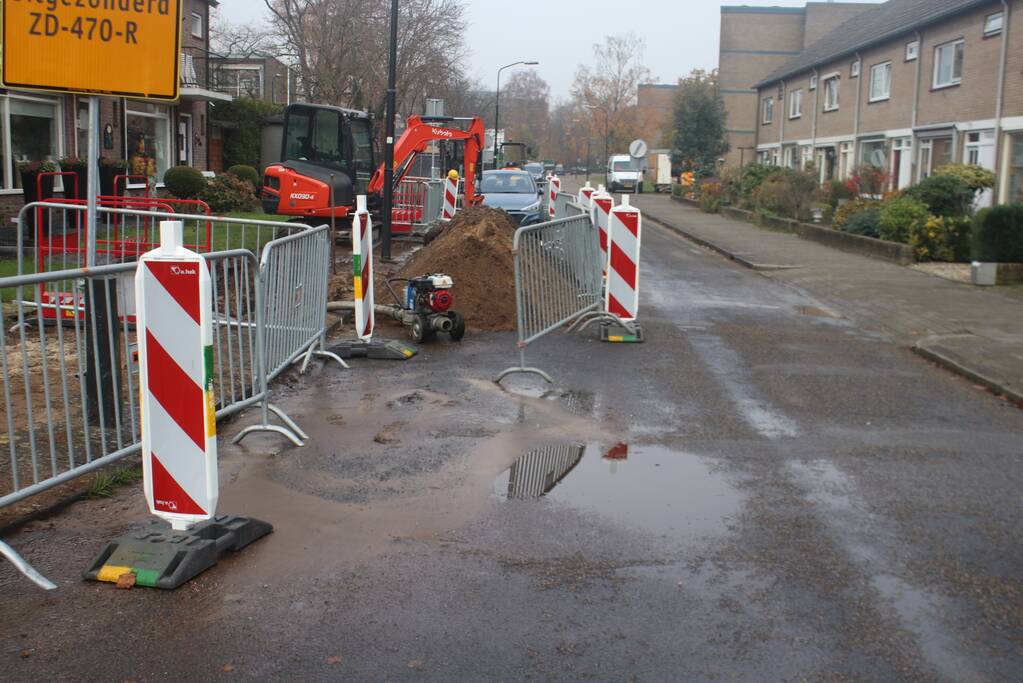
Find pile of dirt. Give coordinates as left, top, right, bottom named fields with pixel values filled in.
left=395, top=207, right=517, bottom=331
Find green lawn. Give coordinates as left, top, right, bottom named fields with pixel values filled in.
left=0, top=257, right=35, bottom=302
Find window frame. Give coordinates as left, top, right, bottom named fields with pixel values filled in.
left=851, top=60, right=861, bottom=78
left=191, top=12, right=204, bottom=39
left=933, top=39, right=965, bottom=90
left=984, top=11, right=1004, bottom=37
left=809, top=74, right=818, bottom=91
left=124, top=101, right=173, bottom=189
left=868, top=61, right=892, bottom=103
left=0, top=93, right=65, bottom=195
left=823, top=75, right=840, bottom=112
left=905, top=40, right=919, bottom=61
left=762, top=97, right=774, bottom=125
left=789, top=88, right=803, bottom=119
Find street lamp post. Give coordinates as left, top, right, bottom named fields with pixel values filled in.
left=381, top=0, right=400, bottom=261
left=493, top=60, right=539, bottom=169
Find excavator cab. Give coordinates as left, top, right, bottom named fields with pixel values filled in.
left=262, top=104, right=376, bottom=218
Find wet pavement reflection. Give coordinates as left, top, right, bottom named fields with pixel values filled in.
left=492, top=443, right=741, bottom=539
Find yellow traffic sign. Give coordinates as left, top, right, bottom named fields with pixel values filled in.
left=2, top=0, right=182, bottom=101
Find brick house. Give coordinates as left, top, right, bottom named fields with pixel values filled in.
left=752, top=0, right=1023, bottom=206
left=0, top=0, right=230, bottom=229
left=719, top=2, right=878, bottom=168
left=209, top=54, right=295, bottom=106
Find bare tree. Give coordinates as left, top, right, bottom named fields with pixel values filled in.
left=263, top=0, right=470, bottom=119
left=501, top=70, right=550, bottom=157
left=571, top=34, right=652, bottom=161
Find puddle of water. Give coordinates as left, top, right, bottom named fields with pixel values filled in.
left=492, top=443, right=741, bottom=539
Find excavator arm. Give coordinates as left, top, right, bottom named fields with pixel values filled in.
left=368, top=115, right=485, bottom=206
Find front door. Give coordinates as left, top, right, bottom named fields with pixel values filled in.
left=965, top=130, right=996, bottom=208
left=178, top=114, right=192, bottom=166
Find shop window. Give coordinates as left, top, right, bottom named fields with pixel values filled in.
left=126, top=103, right=171, bottom=184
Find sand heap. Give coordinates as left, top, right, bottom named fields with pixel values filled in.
left=394, top=207, right=517, bottom=331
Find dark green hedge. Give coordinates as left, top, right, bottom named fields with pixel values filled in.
left=972, top=204, right=1023, bottom=263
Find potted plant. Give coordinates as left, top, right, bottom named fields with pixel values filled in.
left=59, top=155, right=88, bottom=200
left=99, top=157, right=128, bottom=197
left=18, top=160, right=58, bottom=243
left=19, top=160, right=59, bottom=203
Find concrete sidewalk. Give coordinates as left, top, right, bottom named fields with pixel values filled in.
left=629, top=192, right=1023, bottom=404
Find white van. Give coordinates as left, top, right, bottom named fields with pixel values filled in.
left=606, top=155, right=643, bottom=194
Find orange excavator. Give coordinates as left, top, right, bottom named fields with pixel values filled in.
left=261, top=103, right=485, bottom=224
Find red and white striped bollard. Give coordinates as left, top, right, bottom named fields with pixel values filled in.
left=352, top=194, right=375, bottom=340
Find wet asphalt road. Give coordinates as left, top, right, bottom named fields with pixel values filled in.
left=3, top=218, right=1023, bottom=682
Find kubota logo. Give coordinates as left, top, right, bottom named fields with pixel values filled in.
left=431, top=128, right=454, bottom=138
left=170, top=265, right=197, bottom=276
left=291, top=193, right=316, bottom=200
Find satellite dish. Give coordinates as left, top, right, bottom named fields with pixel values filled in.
left=629, top=139, right=648, bottom=160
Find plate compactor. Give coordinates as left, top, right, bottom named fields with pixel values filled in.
left=383, top=274, right=466, bottom=344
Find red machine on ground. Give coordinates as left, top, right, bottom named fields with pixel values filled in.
left=261, top=104, right=485, bottom=226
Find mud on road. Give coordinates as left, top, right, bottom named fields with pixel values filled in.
left=2, top=215, right=1023, bottom=682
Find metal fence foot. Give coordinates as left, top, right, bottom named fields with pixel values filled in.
left=298, top=344, right=349, bottom=374
left=1, top=540, right=57, bottom=590
left=232, top=423, right=305, bottom=448
left=267, top=403, right=309, bottom=441
left=495, top=366, right=554, bottom=385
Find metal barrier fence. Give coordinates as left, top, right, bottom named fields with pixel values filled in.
left=232, top=225, right=345, bottom=447
left=496, top=213, right=605, bottom=384
left=2, top=208, right=340, bottom=586
left=553, top=192, right=584, bottom=219
left=392, top=177, right=444, bottom=233
left=0, top=248, right=263, bottom=513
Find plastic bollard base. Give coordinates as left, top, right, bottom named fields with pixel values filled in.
left=600, top=321, right=645, bottom=344
left=83, top=515, right=273, bottom=590
left=327, top=339, right=417, bottom=360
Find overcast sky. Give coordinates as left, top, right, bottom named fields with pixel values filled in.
left=216, top=0, right=877, bottom=100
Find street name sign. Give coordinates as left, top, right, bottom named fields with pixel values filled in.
left=2, top=0, right=182, bottom=100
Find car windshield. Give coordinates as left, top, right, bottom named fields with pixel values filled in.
left=482, top=173, right=536, bottom=193
left=613, top=160, right=636, bottom=171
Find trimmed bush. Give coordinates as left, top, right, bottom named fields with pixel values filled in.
left=909, top=215, right=972, bottom=262
left=163, top=165, right=207, bottom=199
left=878, top=196, right=929, bottom=244
left=841, top=207, right=881, bottom=238
left=227, top=164, right=260, bottom=189
left=972, top=204, right=1023, bottom=263
left=825, top=179, right=855, bottom=208
left=752, top=169, right=818, bottom=221
left=200, top=174, right=257, bottom=214
left=833, top=198, right=880, bottom=230
left=905, top=174, right=974, bottom=218
left=934, top=163, right=996, bottom=192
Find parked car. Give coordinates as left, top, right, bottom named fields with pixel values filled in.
left=554, top=164, right=564, bottom=175
left=523, top=162, right=546, bottom=185
left=606, top=154, right=643, bottom=193
left=480, top=170, right=544, bottom=226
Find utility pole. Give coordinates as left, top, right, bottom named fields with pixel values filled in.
left=380, top=0, right=399, bottom=261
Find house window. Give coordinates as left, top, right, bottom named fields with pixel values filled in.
left=789, top=89, right=803, bottom=119
left=191, top=12, right=204, bottom=39
left=1008, top=133, right=1023, bottom=203
left=933, top=39, right=964, bottom=88
left=809, top=74, right=818, bottom=90
left=906, top=41, right=919, bottom=61
left=823, top=76, right=840, bottom=111
left=76, top=98, right=90, bottom=157
left=1, top=94, right=63, bottom=191
left=762, top=97, right=774, bottom=124
left=918, top=136, right=953, bottom=180
left=801, top=145, right=814, bottom=169
left=215, top=67, right=263, bottom=99
left=984, top=12, right=1004, bottom=37
left=869, top=62, right=892, bottom=102
left=860, top=140, right=887, bottom=169
left=851, top=61, right=861, bottom=78
left=839, top=142, right=854, bottom=179
left=125, top=102, right=171, bottom=183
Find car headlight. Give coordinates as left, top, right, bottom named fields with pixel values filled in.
left=522, top=200, right=541, bottom=212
